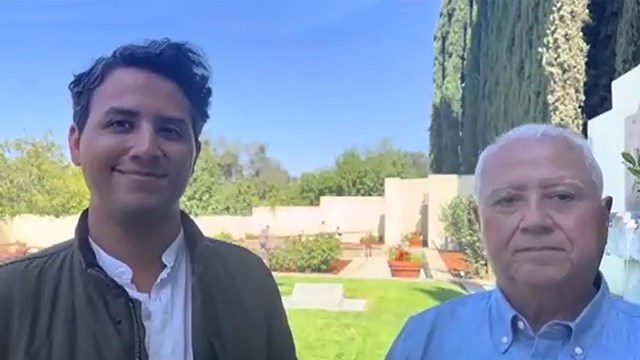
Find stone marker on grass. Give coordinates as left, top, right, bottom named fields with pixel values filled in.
left=282, top=283, right=367, bottom=312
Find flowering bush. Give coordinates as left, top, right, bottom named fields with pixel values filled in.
left=268, top=233, right=341, bottom=273
left=387, top=244, right=423, bottom=264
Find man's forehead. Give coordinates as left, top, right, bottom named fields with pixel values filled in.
left=481, top=137, right=592, bottom=188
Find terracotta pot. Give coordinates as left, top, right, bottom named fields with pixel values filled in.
left=408, top=238, right=422, bottom=248
left=388, top=260, right=422, bottom=278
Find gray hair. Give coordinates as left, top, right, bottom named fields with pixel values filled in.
left=473, top=123, right=603, bottom=202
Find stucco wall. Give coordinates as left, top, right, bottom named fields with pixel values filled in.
left=0, top=175, right=474, bottom=249
left=588, top=64, right=640, bottom=212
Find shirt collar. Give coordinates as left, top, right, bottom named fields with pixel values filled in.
left=489, top=272, right=612, bottom=358
left=88, top=228, right=186, bottom=283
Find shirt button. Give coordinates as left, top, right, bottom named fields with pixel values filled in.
left=501, top=336, right=508, bottom=344
left=574, top=346, right=583, bottom=355
left=517, top=320, right=525, bottom=330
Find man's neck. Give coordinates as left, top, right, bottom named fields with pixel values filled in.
left=499, top=278, right=597, bottom=332
left=87, top=205, right=182, bottom=291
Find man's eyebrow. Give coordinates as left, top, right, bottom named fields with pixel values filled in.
left=156, top=115, right=189, bottom=125
left=104, top=107, right=140, bottom=118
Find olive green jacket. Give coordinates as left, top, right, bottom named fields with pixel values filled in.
left=0, top=209, right=297, bottom=360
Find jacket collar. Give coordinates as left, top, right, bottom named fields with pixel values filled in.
left=73, top=208, right=223, bottom=359
left=74, top=208, right=207, bottom=270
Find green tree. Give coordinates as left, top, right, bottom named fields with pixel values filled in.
left=615, top=0, right=640, bottom=76
left=0, top=135, right=89, bottom=218
left=542, top=0, right=590, bottom=132
left=583, top=0, right=623, bottom=121
left=430, top=0, right=476, bottom=174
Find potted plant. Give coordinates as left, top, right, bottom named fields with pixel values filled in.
left=401, top=231, right=423, bottom=248
left=387, top=244, right=423, bottom=278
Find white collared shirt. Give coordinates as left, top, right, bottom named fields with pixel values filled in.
left=89, top=231, right=193, bottom=360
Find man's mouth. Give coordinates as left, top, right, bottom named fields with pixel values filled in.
left=515, top=246, right=564, bottom=253
left=112, top=168, right=167, bottom=179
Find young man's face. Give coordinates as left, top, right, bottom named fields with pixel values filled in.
left=68, top=67, right=200, bottom=217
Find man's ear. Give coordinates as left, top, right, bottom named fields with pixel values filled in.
left=68, top=124, right=81, bottom=166
left=602, top=196, right=613, bottom=213
left=472, top=203, right=480, bottom=225
left=191, top=139, right=201, bottom=176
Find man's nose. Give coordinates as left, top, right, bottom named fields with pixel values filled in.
left=519, top=199, right=554, bottom=236
left=129, top=125, right=163, bottom=159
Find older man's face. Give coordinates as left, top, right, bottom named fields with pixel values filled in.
left=478, top=137, right=611, bottom=287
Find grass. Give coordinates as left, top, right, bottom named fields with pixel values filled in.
left=276, top=275, right=466, bottom=360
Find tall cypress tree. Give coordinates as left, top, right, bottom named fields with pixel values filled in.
left=583, top=0, right=623, bottom=121
left=429, top=0, right=475, bottom=174
left=616, top=0, right=640, bottom=76
left=460, top=0, right=552, bottom=172
left=542, top=0, right=590, bottom=132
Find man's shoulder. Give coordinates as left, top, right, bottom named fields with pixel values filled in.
left=0, top=240, right=74, bottom=272
left=610, top=295, right=640, bottom=319
left=0, top=240, right=75, bottom=295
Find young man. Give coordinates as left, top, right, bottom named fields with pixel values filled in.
left=0, top=39, right=297, bottom=360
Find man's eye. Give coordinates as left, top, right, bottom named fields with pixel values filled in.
left=108, top=120, right=132, bottom=130
left=495, top=196, right=519, bottom=206
left=551, top=193, right=575, bottom=202
left=161, top=127, right=182, bottom=137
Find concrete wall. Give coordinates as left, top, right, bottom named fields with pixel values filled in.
left=588, top=64, right=640, bottom=212
left=600, top=212, right=640, bottom=305
left=0, top=175, right=474, bottom=250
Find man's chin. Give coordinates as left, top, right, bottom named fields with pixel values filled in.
left=113, top=199, right=177, bottom=218
left=511, top=264, right=571, bottom=287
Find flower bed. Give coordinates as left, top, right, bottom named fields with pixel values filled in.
left=268, top=233, right=342, bottom=273
left=438, top=250, right=471, bottom=278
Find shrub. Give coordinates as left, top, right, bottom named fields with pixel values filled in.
left=269, top=233, right=341, bottom=273
left=359, top=232, right=381, bottom=245
left=622, top=150, right=640, bottom=193
left=212, top=231, right=235, bottom=242
left=439, top=195, right=488, bottom=277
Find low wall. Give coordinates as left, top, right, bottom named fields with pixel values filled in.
left=0, top=175, right=475, bottom=250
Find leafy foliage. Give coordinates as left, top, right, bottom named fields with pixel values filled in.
left=435, top=0, right=640, bottom=173
left=0, top=134, right=428, bottom=219
left=439, top=195, right=487, bottom=277
left=615, top=0, right=640, bottom=76
left=0, top=134, right=89, bottom=219
left=268, top=233, right=341, bottom=273
left=542, top=0, right=590, bottom=132
left=622, top=149, right=640, bottom=192
left=387, top=245, right=423, bottom=264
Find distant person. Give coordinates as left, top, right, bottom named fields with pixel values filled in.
left=0, top=39, right=297, bottom=360
left=386, top=124, right=640, bottom=359
left=259, top=225, right=271, bottom=263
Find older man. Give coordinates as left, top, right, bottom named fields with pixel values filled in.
left=386, top=123, right=640, bottom=359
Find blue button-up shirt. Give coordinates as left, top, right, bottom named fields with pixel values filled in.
left=386, top=277, right=640, bottom=359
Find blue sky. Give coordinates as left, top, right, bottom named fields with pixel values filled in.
left=0, top=0, right=440, bottom=175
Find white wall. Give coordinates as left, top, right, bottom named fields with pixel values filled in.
left=588, top=64, right=640, bottom=213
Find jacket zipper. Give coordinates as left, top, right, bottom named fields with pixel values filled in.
left=91, top=267, right=145, bottom=360
left=127, top=299, right=143, bottom=360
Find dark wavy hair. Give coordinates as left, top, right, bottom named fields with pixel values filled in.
left=68, top=38, right=212, bottom=137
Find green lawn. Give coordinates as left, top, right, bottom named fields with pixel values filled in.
left=276, top=276, right=466, bottom=360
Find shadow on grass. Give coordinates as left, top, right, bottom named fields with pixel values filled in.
left=411, top=284, right=466, bottom=303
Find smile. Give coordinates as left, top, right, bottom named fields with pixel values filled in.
left=515, top=246, right=564, bottom=253
left=113, top=168, right=167, bottom=179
